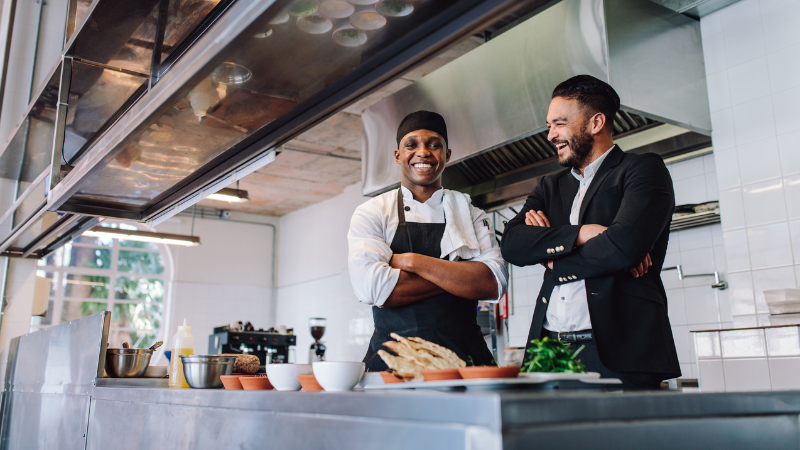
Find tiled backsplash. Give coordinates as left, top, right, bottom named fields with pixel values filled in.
left=695, top=326, right=800, bottom=392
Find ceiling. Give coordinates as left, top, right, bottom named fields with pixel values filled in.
left=198, top=36, right=484, bottom=216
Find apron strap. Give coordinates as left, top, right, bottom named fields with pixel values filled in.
left=396, top=188, right=406, bottom=224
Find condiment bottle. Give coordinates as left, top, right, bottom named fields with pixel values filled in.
left=168, top=319, right=194, bottom=388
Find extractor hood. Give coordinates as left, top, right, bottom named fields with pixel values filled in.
left=361, top=0, right=712, bottom=201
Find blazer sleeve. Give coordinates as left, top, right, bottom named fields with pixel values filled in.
left=551, top=154, right=674, bottom=281
left=500, top=175, right=582, bottom=266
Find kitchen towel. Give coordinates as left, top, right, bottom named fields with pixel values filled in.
left=441, top=190, right=482, bottom=261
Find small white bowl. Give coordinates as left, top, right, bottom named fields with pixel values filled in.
left=312, top=362, right=365, bottom=392
left=266, top=364, right=312, bottom=391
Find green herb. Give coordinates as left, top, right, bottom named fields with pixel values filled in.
left=381, top=0, right=408, bottom=14
left=287, top=0, right=317, bottom=16
left=467, top=356, right=475, bottom=366
left=520, top=337, right=586, bottom=373
left=341, top=29, right=361, bottom=40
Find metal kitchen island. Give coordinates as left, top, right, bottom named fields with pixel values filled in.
left=3, top=313, right=800, bottom=450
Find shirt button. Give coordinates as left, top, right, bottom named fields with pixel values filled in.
left=404, top=206, right=410, bottom=211
left=542, top=297, right=547, bottom=304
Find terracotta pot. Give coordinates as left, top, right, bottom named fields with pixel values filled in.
left=298, top=373, right=324, bottom=391
left=221, top=374, right=256, bottom=390
left=240, top=375, right=274, bottom=390
left=379, top=371, right=404, bottom=383
left=458, top=366, right=520, bottom=379
left=421, top=368, right=462, bottom=381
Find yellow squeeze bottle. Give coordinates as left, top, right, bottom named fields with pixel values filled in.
left=168, top=319, right=194, bottom=388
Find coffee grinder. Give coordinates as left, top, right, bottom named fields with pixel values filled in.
left=308, top=318, right=326, bottom=362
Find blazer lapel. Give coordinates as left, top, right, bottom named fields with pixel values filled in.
left=578, top=146, right=625, bottom=224
left=559, top=172, right=579, bottom=223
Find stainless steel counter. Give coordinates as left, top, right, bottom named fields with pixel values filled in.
left=4, top=314, right=800, bottom=450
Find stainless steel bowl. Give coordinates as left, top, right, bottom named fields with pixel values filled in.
left=180, top=355, right=237, bottom=389
left=105, top=348, right=153, bottom=378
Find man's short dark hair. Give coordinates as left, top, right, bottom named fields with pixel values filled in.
left=552, top=75, right=620, bottom=129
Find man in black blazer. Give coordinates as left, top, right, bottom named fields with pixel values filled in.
left=501, top=75, right=680, bottom=389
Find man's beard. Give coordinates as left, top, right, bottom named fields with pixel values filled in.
left=556, top=126, right=594, bottom=169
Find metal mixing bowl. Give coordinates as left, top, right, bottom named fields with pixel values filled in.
left=105, top=348, right=153, bottom=378
left=181, top=355, right=237, bottom=388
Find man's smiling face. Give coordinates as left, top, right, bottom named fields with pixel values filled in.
left=395, top=129, right=451, bottom=188
left=546, top=96, right=595, bottom=169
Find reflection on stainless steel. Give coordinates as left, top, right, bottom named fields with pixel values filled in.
left=104, top=348, right=153, bottom=377
left=180, top=355, right=236, bottom=388
left=361, top=0, right=710, bottom=196
left=350, top=11, right=387, bottom=30
left=254, top=26, right=274, bottom=38
left=376, top=0, right=414, bottom=17
left=297, top=14, right=334, bottom=35
left=210, top=62, right=253, bottom=85
left=332, top=27, right=368, bottom=47
left=319, top=0, right=355, bottom=19
left=287, top=0, right=319, bottom=16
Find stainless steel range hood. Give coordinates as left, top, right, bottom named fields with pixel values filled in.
left=361, top=0, right=711, bottom=198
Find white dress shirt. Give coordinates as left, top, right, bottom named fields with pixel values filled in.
left=348, top=186, right=508, bottom=307
left=544, top=146, right=614, bottom=332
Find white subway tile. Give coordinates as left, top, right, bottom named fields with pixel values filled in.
left=711, top=224, right=725, bottom=246
left=733, top=314, right=759, bottom=327
left=752, top=266, right=799, bottom=313
left=674, top=175, right=711, bottom=205
left=719, top=287, right=734, bottom=322
left=723, top=229, right=751, bottom=272
left=706, top=171, right=720, bottom=200
left=727, top=57, right=771, bottom=106
left=722, top=328, right=767, bottom=357
left=790, top=220, right=800, bottom=265
left=777, top=131, right=800, bottom=177
left=727, top=271, right=756, bottom=315
left=679, top=363, right=694, bottom=379
left=768, top=357, right=800, bottom=390
left=679, top=226, right=714, bottom=250
left=767, top=43, right=800, bottom=93
left=721, top=0, right=762, bottom=30
left=747, top=222, right=794, bottom=269
left=732, top=96, right=777, bottom=145
left=723, top=358, right=772, bottom=391
left=784, top=175, right=800, bottom=220
left=667, top=288, right=687, bottom=326
left=772, top=86, right=800, bottom=135
left=700, top=12, right=723, bottom=39
left=719, top=188, right=746, bottom=231
left=703, top=154, right=717, bottom=174
left=681, top=248, right=718, bottom=288
left=684, top=286, right=721, bottom=325
left=758, top=314, right=773, bottom=326
left=709, top=108, right=737, bottom=150
left=698, top=359, right=726, bottom=391
left=714, top=245, right=729, bottom=274
left=742, top=179, right=787, bottom=226
left=695, top=331, right=722, bottom=359
left=706, top=70, right=731, bottom=112
left=670, top=157, right=707, bottom=181
left=713, top=147, right=740, bottom=190
left=760, top=0, right=799, bottom=14
left=702, top=31, right=728, bottom=75
left=737, top=137, right=783, bottom=186
left=724, top=19, right=767, bottom=68
left=766, top=326, right=800, bottom=356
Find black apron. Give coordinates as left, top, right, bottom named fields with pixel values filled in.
left=363, top=189, right=495, bottom=371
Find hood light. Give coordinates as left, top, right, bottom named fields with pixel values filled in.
left=83, top=227, right=200, bottom=247
left=206, top=187, right=250, bottom=203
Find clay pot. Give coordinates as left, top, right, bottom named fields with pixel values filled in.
left=379, top=371, right=404, bottom=383
left=458, top=366, right=520, bottom=379
left=421, top=368, right=462, bottom=381
left=240, top=375, right=274, bottom=390
left=221, top=374, right=256, bottom=390
left=298, top=373, right=324, bottom=391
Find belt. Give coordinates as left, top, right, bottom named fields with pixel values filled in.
left=548, top=329, right=593, bottom=344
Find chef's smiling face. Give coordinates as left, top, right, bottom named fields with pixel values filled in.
left=546, top=96, right=596, bottom=169
left=395, top=129, right=451, bottom=188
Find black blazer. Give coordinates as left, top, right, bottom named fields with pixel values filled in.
left=501, top=146, right=680, bottom=378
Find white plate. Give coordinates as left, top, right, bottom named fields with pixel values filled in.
left=518, top=372, right=601, bottom=381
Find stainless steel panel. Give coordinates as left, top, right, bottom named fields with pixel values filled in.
left=1, top=392, right=90, bottom=450
left=606, top=0, right=711, bottom=134
left=7, top=312, right=109, bottom=395
left=361, top=0, right=609, bottom=196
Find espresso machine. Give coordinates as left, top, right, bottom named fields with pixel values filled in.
left=308, top=318, right=326, bottom=362
left=209, top=322, right=296, bottom=367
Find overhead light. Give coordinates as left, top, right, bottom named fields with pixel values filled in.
left=83, top=227, right=200, bottom=247
left=206, top=187, right=250, bottom=203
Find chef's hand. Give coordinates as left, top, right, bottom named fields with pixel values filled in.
left=576, top=224, right=608, bottom=246
left=389, top=253, right=416, bottom=273
left=629, top=253, right=652, bottom=278
left=525, top=210, right=550, bottom=227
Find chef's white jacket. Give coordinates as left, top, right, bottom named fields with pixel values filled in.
left=348, top=186, right=508, bottom=307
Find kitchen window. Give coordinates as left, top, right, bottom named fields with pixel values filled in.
left=32, top=222, right=172, bottom=349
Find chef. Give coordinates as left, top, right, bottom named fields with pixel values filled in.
left=348, top=111, right=508, bottom=371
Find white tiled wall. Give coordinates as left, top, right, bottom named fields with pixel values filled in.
left=701, top=0, right=800, bottom=330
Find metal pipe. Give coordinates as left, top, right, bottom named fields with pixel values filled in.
left=662, top=265, right=727, bottom=290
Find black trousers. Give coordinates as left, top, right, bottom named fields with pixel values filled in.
left=542, top=330, right=663, bottom=390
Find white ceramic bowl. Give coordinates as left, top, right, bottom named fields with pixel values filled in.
left=312, top=362, right=365, bottom=392
left=266, top=364, right=312, bottom=391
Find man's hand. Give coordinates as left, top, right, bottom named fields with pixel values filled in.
left=525, top=210, right=550, bottom=227
left=629, top=253, right=652, bottom=278
left=389, top=253, right=416, bottom=273
left=576, top=224, right=608, bottom=246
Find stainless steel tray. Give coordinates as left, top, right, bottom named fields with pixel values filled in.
left=364, top=376, right=622, bottom=392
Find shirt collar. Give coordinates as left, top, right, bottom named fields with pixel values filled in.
left=401, top=185, right=444, bottom=205
left=571, top=145, right=616, bottom=181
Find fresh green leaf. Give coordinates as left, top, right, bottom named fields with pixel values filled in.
left=520, top=337, right=586, bottom=373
